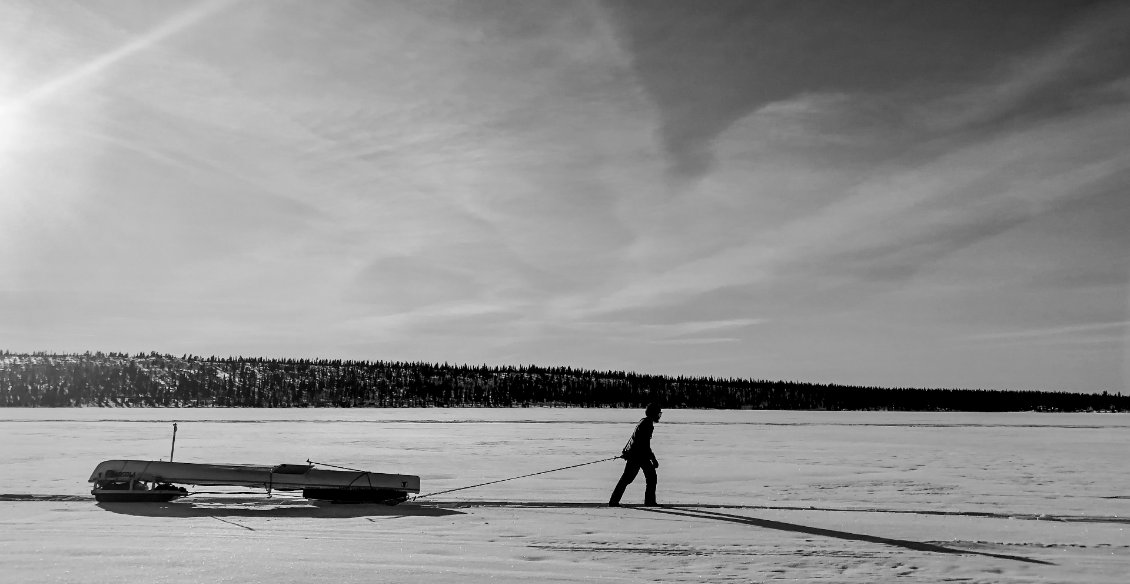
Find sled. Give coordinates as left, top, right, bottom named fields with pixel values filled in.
left=88, top=459, right=420, bottom=504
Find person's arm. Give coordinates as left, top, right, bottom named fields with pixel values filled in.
left=642, top=420, right=658, bottom=467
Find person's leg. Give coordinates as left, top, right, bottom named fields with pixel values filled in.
left=608, top=460, right=641, bottom=506
left=642, top=462, right=658, bottom=506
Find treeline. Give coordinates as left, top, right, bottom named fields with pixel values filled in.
left=1, top=351, right=1126, bottom=412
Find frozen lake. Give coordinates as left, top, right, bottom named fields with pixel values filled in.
left=2, top=408, right=1127, bottom=582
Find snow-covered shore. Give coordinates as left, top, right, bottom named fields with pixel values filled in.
left=2, top=409, right=1126, bottom=582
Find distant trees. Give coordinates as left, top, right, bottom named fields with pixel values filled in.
left=0, top=352, right=1126, bottom=411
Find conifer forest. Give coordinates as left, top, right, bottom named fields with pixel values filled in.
left=1, top=352, right=1125, bottom=411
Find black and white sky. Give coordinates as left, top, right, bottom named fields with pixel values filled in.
left=2, top=0, right=1128, bottom=391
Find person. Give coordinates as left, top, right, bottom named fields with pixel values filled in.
left=608, top=403, right=662, bottom=507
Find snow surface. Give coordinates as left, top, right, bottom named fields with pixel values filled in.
left=1, top=408, right=1127, bottom=583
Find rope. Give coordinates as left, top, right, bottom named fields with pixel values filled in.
left=306, top=459, right=365, bottom=472
left=265, top=456, right=623, bottom=504
left=413, top=456, right=621, bottom=500
left=308, top=459, right=378, bottom=492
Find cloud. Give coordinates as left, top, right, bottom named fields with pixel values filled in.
left=601, top=0, right=1107, bottom=179
left=914, top=1, right=1130, bottom=135
left=0, top=0, right=235, bottom=114
left=576, top=83, right=1130, bottom=318
left=648, top=337, right=740, bottom=346
left=966, top=320, right=1130, bottom=344
left=809, top=136, right=1130, bottom=284
left=2, top=1, right=1126, bottom=390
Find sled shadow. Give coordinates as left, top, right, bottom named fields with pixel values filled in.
left=641, top=507, right=1054, bottom=566
left=442, top=501, right=618, bottom=509
left=96, top=498, right=464, bottom=520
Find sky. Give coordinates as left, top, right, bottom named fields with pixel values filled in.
left=1, top=0, right=1128, bottom=392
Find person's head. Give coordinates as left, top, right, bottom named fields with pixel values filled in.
left=645, top=402, right=663, bottom=422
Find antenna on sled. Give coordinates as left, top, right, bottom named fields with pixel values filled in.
left=169, top=423, right=178, bottom=462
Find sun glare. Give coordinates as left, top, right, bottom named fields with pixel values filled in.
left=0, top=100, right=27, bottom=154
left=0, top=103, right=29, bottom=271
left=0, top=100, right=29, bottom=210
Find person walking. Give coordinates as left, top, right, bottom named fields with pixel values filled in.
left=608, top=403, right=662, bottom=507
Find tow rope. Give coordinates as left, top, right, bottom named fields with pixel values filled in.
left=184, top=456, right=622, bottom=503
left=412, top=456, right=621, bottom=501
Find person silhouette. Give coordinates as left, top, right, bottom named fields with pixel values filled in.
left=608, top=403, right=662, bottom=507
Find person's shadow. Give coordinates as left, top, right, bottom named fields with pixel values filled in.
left=639, top=506, right=1054, bottom=565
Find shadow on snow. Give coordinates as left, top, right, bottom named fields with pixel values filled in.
left=95, top=498, right=464, bottom=520
left=641, top=506, right=1055, bottom=565
left=446, top=500, right=1128, bottom=525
